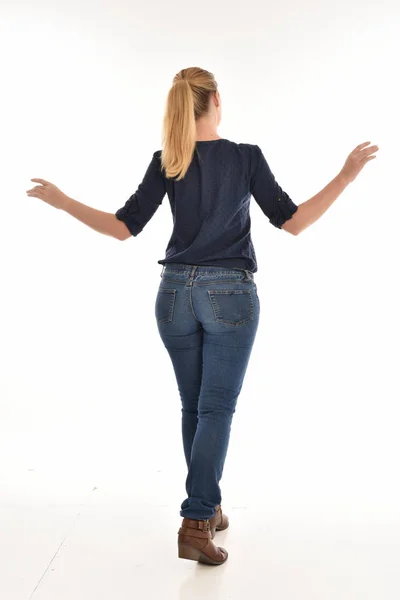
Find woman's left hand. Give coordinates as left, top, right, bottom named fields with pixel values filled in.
left=26, top=178, right=70, bottom=210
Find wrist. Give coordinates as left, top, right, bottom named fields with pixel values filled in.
left=61, top=195, right=73, bottom=212
left=337, top=171, right=352, bottom=187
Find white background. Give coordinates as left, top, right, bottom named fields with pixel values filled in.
left=1, top=0, right=399, bottom=598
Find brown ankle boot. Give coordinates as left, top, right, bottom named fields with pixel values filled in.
left=178, top=518, right=228, bottom=565
left=210, top=505, right=229, bottom=539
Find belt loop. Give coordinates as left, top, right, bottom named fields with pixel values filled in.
left=160, top=265, right=166, bottom=277
left=243, top=269, right=253, bottom=282
left=187, top=265, right=197, bottom=287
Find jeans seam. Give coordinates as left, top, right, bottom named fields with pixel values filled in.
left=188, top=287, right=200, bottom=323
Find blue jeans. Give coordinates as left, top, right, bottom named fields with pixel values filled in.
left=155, top=263, right=260, bottom=521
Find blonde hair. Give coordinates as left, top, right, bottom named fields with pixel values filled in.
left=161, top=67, right=219, bottom=181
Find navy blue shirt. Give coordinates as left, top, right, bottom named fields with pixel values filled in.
left=115, top=139, right=298, bottom=273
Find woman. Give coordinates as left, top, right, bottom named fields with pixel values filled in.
left=26, top=67, right=379, bottom=566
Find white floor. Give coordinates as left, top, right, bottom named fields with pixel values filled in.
left=2, top=464, right=400, bottom=600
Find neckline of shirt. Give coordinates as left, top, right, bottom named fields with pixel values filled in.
left=196, top=138, right=228, bottom=143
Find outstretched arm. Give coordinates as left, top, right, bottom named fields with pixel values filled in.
left=62, top=196, right=130, bottom=240
left=27, top=152, right=165, bottom=241
left=282, top=142, right=379, bottom=236
left=282, top=173, right=350, bottom=236
left=26, top=178, right=130, bottom=240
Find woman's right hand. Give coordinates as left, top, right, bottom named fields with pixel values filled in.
left=340, top=142, right=379, bottom=184
left=26, top=178, right=70, bottom=210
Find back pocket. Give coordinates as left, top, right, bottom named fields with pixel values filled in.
left=208, top=289, right=254, bottom=326
left=155, top=288, right=176, bottom=324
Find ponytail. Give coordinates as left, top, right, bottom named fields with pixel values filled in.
left=161, top=67, right=218, bottom=181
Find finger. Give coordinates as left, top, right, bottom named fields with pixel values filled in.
left=27, top=186, right=45, bottom=194
left=360, top=145, right=379, bottom=157
left=354, top=142, right=371, bottom=152
left=31, top=178, right=50, bottom=186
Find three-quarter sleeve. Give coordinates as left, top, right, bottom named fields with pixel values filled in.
left=250, top=145, right=298, bottom=229
left=115, top=151, right=166, bottom=237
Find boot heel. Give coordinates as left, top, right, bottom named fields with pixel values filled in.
left=178, top=541, right=228, bottom=565
left=178, top=542, right=202, bottom=562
